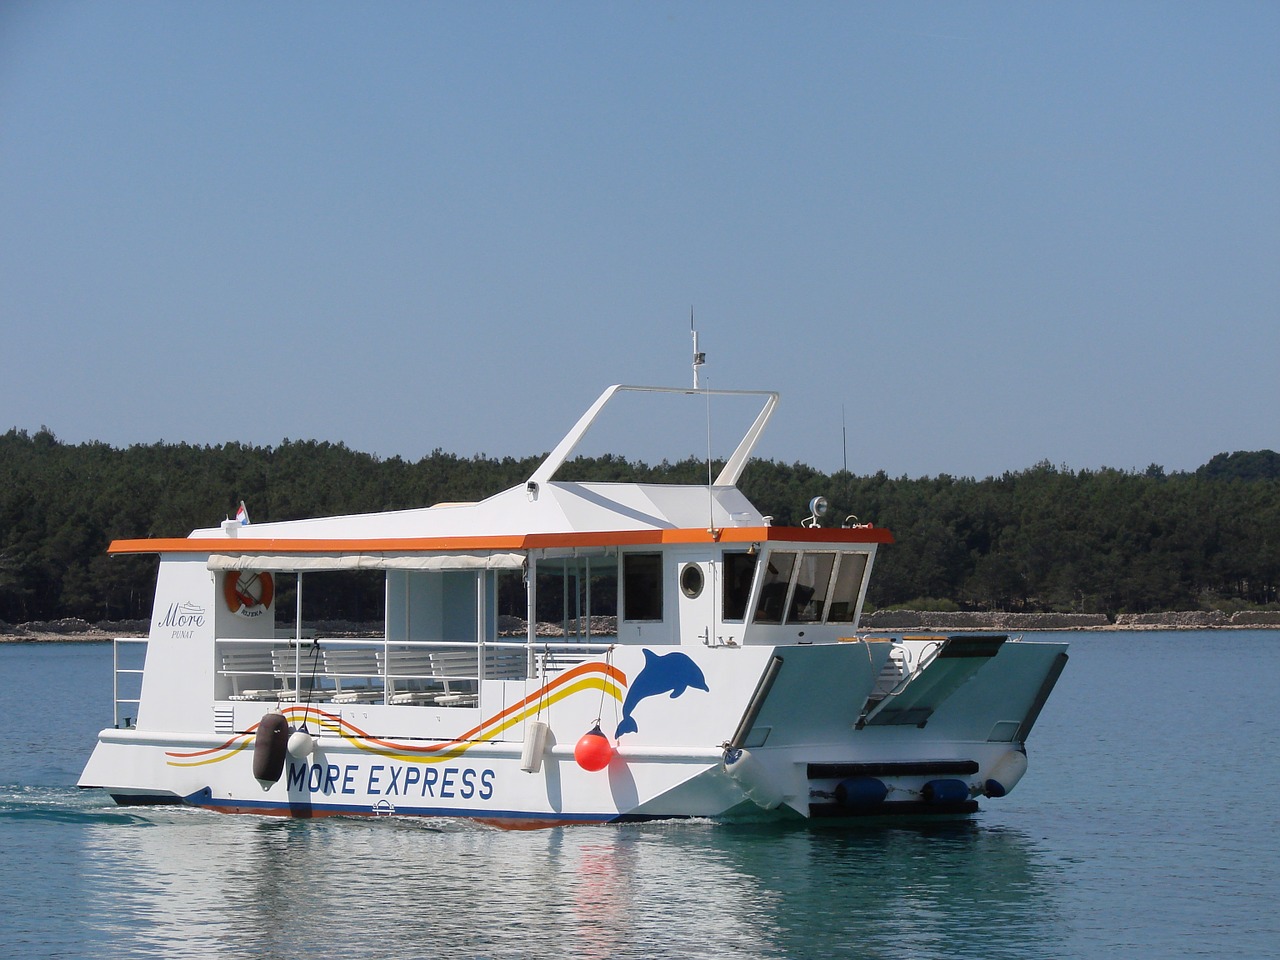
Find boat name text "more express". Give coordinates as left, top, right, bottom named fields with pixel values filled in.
left=287, top=761, right=496, bottom=801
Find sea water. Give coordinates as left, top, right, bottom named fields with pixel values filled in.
left=1, top=632, right=1277, bottom=960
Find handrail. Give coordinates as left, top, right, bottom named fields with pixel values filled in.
left=885, top=639, right=943, bottom=697
left=213, top=634, right=618, bottom=706
left=112, top=637, right=148, bottom=728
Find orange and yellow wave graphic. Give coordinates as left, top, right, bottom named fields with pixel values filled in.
left=165, top=660, right=627, bottom=768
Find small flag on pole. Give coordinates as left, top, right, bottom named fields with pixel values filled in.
left=236, top=501, right=250, bottom=525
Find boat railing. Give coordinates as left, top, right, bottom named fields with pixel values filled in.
left=860, top=637, right=945, bottom=711
left=112, top=637, right=148, bottom=728
left=213, top=635, right=615, bottom=708
left=532, top=639, right=616, bottom=677
left=890, top=638, right=944, bottom=692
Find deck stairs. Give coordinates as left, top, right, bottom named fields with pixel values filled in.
left=857, top=635, right=1006, bottom=728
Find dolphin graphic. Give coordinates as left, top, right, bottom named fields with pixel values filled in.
left=615, top=649, right=709, bottom=738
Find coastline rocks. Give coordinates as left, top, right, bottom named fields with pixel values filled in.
left=860, top=611, right=1111, bottom=631
left=19, top=617, right=99, bottom=635
left=4, top=609, right=1280, bottom=642
left=1114, top=611, right=1231, bottom=628
left=1227, top=610, right=1280, bottom=627
left=528, top=615, right=618, bottom=637
left=303, top=620, right=385, bottom=637
left=0, top=617, right=148, bottom=641
left=862, top=609, right=1280, bottom=631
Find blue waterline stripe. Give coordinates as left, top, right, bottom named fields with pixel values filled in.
left=184, top=791, right=655, bottom=823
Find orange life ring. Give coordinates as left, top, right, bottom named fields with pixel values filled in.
left=223, top=570, right=275, bottom=613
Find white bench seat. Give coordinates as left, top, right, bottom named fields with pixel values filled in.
left=220, top=647, right=288, bottom=700
left=321, top=648, right=383, bottom=702
left=375, top=647, right=450, bottom=704
left=371, top=646, right=529, bottom=707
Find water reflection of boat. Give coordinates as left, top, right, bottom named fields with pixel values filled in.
left=73, top=813, right=1065, bottom=959
left=80, top=383, right=1067, bottom=825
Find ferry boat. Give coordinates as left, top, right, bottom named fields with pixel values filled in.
left=80, top=383, right=1068, bottom=825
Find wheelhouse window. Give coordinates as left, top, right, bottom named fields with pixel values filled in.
left=623, top=553, right=663, bottom=621
left=790, top=553, right=836, bottom=623
left=753, top=551, right=796, bottom=624
left=751, top=550, right=870, bottom=625
left=827, top=553, right=867, bottom=623
left=722, top=551, right=758, bottom=621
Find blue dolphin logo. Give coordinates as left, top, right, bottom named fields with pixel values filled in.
left=615, top=649, right=709, bottom=738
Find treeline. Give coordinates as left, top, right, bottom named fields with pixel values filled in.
left=2, top=427, right=1278, bottom=623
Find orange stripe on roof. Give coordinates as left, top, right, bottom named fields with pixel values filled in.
left=107, top=525, right=892, bottom=556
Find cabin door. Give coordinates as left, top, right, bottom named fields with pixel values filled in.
left=674, top=552, right=717, bottom=646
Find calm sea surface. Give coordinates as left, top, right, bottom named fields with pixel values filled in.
left=2, top=632, right=1277, bottom=959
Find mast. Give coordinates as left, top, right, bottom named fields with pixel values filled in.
left=691, top=308, right=705, bottom=389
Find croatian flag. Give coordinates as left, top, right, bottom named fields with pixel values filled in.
left=236, top=501, right=250, bottom=525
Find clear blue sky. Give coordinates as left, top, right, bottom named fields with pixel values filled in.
left=3, top=2, right=1277, bottom=480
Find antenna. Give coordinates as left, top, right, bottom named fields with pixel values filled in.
left=691, top=308, right=705, bottom=389
left=690, top=309, right=715, bottom=531
left=842, top=405, right=848, bottom=474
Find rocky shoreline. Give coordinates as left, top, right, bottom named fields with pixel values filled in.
left=0, top=618, right=152, bottom=642
left=858, top=609, right=1280, bottom=631
left=4, top=609, right=1280, bottom=643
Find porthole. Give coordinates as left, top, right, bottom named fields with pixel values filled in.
left=680, top=563, right=704, bottom=599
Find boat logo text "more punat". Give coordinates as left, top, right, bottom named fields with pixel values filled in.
left=157, top=601, right=206, bottom=637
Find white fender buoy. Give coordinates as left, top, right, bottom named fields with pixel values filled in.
left=287, top=730, right=315, bottom=759
left=722, top=748, right=784, bottom=810
left=984, top=749, right=1029, bottom=798
left=520, top=720, right=550, bottom=773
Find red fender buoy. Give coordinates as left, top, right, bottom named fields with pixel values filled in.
left=252, top=713, right=290, bottom=783
left=574, top=724, right=613, bottom=772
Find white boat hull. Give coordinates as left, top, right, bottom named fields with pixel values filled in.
left=82, top=639, right=1067, bottom=824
